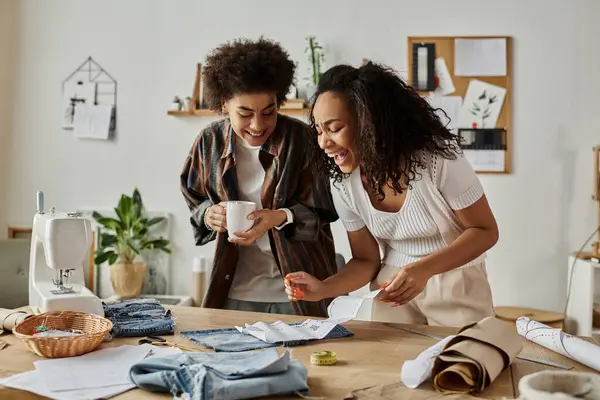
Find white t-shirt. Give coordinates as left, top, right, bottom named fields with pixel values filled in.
left=227, top=139, right=288, bottom=303
left=332, top=151, right=485, bottom=268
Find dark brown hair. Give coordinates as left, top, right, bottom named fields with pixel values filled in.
left=202, top=37, right=296, bottom=113
left=308, top=61, right=461, bottom=199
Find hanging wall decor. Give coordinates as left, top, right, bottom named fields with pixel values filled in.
left=62, top=57, right=117, bottom=140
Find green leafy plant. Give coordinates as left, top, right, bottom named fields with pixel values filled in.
left=93, top=188, right=171, bottom=266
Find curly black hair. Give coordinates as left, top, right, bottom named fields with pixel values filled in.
left=308, top=61, right=461, bottom=200
left=202, top=37, right=296, bottom=113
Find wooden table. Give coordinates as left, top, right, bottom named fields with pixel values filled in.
left=0, top=306, right=598, bottom=399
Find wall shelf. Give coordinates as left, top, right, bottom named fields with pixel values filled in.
left=167, top=108, right=310, bottom=117
left=167, top=62, right=310, bottom=118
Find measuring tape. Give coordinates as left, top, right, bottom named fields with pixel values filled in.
left=310, top=350, right=337, bottom=365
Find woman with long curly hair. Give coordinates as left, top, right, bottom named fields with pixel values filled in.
left=284, top=62, right=498, bottom=326
left=180, top=37, right=339, bottom=317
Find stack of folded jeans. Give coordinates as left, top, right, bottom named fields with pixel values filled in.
left=102, top=297, right=175, bottom=338
left=129, top=347, right=308, bottom=400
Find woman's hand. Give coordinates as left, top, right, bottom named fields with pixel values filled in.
left=228, top=209, right=287, bottom=246
left=205, top=202, right=227, bottom=233
left=380, top=263, right=434, bottom=306
left=284, top=272, right=326, bottom=302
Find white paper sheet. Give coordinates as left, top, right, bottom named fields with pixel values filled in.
left=62, top=81, right=96, bottom=129
left=236, top=289, right=383, bottom=343
left=454, top=38, right=507, bottom=76
left=426, top=95, right=462, bottom=134
left=401, top=335, right=456, bottom=388
left=0, top=371, right=133, bottom=400
left=73, top=104, right=113, bottom=140
left=433, top=57, right=455, bottom=95
left=0, top=345, right=180, bottom=400
left=516, top=317, right=600, bottom=372
left=457, top=79, right=506, bottom=129
left=462, top=149, right=505, bottom=172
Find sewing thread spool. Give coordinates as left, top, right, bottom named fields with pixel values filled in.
left=310, top=350, right=337, bottom=365
left=191, top=257, right=206, bottom=307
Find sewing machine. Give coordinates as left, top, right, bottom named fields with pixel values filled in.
left=28, top=191, right=104, bottom=316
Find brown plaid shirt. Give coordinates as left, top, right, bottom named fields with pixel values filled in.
left=180, top=114, right=339, bottom=317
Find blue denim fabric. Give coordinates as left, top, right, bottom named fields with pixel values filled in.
left=129, top=348, right=308, bottom=400
left=102, top=297, right=175, bottom=338
left=180, top=323, right=353, bottom=352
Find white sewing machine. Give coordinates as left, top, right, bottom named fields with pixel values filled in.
left=28, top=191, right=104, bottom=316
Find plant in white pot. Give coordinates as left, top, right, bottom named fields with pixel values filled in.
left=93, top=188, right=171, bottom=299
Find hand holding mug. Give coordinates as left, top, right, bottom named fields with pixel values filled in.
left=205, top=202, right=228, bottom=233
left=229, top=209, right=287, bottom=246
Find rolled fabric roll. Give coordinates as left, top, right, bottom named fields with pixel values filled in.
left=0, top=308, right=32, bottom=334
left=516, top=317, right=600, bottom=373
left=431, top=316, right=523, bottom=395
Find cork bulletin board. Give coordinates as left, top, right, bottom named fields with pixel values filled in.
left=407, top=36, right=513, bottom=174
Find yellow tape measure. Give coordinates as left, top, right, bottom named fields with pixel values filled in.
left=310, top=350, right=337, bottom=365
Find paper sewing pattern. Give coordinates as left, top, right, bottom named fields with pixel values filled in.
left=516, top=317, right=600, bottom=372
left=454, top=38, right=507, bottom=77
left=237, top=289, right=383, bottom=344
left=457, top=79, right=506, bottom=129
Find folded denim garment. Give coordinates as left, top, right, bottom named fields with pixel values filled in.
left=102, top=297, right=175, bottom=338
left=180, top=323, right=353, bottom=352
left=129, top=348, right=308, bottom=400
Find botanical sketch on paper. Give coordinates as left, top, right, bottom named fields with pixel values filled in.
left=457, top=79, right=506, bottom=129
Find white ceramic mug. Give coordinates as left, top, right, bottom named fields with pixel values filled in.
left=226, top=201, right=256, bottom=239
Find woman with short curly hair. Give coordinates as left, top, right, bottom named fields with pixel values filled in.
left=284, top=62, right=498, bottom=326
left=180, top=37, right=339, bottom=317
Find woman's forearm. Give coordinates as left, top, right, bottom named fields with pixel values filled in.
left=320, top=258, right=380, bottom=299
left=419, top=227, right=498, bottom=276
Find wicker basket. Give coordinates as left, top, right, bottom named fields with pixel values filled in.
left=13, top=311, right=113, bottom=358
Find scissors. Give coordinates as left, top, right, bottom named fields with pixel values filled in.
left=138, top=335, right=200, bottom=352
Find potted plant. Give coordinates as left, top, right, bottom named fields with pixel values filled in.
left=304, top=36, right=325, bottom=103
left=93, top=188, right=171, bottom=299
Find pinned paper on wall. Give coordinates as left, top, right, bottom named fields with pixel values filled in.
left=433, top=58, right=455, bottom=96
left=462, top=150, right=505, bottom=172
left=73, top=104, right=114, bottom=140
left=426, top=95, right=462, bottom=134
left=454, top=38, right=507, bottom=76
left=62, top=81, right=96, bottom=129
left=457, top=80, right=506, bottom=129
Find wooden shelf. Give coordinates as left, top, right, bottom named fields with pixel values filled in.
left=167, top=108, right=310, bottom=117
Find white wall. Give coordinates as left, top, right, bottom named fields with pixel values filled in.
left=0, top=0, right=18, bottom=239
left=5, top=0, right=599, bottom=312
